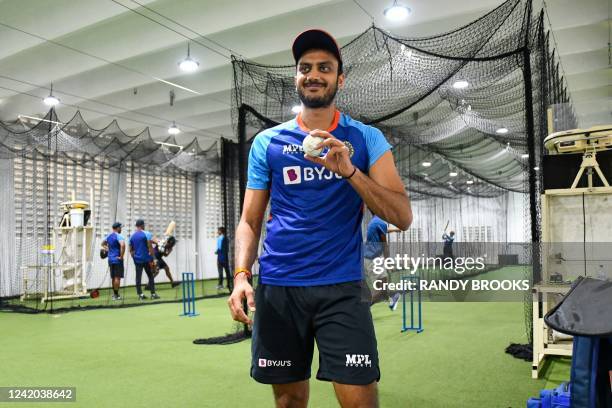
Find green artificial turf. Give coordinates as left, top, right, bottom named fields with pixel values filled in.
left=0, top=295, right=568, bottom=407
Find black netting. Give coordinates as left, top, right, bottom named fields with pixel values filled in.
left=229, top=0, right=576, bottom=345
left=0, top=109, right=222, bottom=313
left=0, top=109, right=218, bottom=172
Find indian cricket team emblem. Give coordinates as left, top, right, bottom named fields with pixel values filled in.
left=343, top=141, right=355, bottom=158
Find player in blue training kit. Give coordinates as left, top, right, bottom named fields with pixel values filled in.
left=365, top=215, right=401, bottom=310
left=129, top=219, right=158, bottom=300
left=228, top=29, right=412, bottom=408
left=102, top=222, right=125, bottom=300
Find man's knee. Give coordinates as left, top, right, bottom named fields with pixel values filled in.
left=272, top=382, right=308, bottom=408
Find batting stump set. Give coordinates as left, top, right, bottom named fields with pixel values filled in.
left=180, top=272, right=198, bottom=317
left=401, top=275, right=423, bottom=333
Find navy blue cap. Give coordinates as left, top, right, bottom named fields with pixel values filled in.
left=135, top=219, right=145, bottom=227
left=292, top=29, right=343, bottom=74
left=112, top=222, right=122, bottom=229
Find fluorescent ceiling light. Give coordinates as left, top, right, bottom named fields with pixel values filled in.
left=154, top=77, right=200, bottom=95
left=18, top=114, right=64, bottom=126
left=449, top=172, right=458, bottom=177
left=496, top=127, right=509, bottom=134
left=466, top=180, right=474, bottom=185
left=421, top=161, right=431, bottom=167
left=155, top=141, right=183, bottom=150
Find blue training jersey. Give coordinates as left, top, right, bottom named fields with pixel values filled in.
left=130, top=230, right=153, bottom=263
left=105, top=232, right=125, bottom=265
left=364, top=216, right=387, bottom=259
left=247, top=111, right=391, bottom=286
left=216, top=235, right=227, bottom=262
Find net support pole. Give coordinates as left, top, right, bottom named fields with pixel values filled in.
left=237, top=104, right=252, bottom=338
left=522, top=38, right=541, bottom=285
left=237, top=105, right=247, bottom=210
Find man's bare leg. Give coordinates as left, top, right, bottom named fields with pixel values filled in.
left=272, top=380, right=309, bottom=408
left=163, top=266, right=174, bottom=283
left=333, top=382, right=378, bottom=408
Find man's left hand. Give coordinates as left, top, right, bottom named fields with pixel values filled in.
left=304, top=130, right=354, bottom=178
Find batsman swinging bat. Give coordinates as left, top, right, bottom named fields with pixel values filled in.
left=159, top=221, right=177, bottom=255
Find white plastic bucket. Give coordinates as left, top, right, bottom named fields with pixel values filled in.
left=69, top=208, right=84, bottom=227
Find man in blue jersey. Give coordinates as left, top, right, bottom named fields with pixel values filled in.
left=101, top=222, right=125, bottom=301
left=129, top=219, right=159, bottom=300
left=215, top=227, right=231, bottom=291
left=227, top=29, right=412, bottom=408
left=365, top=214, right=401, bottom=309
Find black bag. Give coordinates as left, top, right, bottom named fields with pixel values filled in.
left=100, top=248, right=108, bottom=259
left=544, top=277, right=612, bottom=408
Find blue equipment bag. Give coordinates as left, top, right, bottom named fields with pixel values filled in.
left=526, top=382, right=571, bottom=408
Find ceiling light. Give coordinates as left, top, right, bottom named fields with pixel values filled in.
left=384, top=1, right=411, bottom=21
left=452, top=80, right=469, bottom=89
left=178, top=43, right=199, bottom=73
left=43, top=83, right=60, bottom=106
left=291, top=105, right=302, bottom=114
left=421, top=161, right=431, bottom=167
left=521, top=153, right=529, bottom=159
left=496, top=127, right=509, bottom=134
left=449, top=172, right=458, bottom=177
left=168, top=121, right=181, bottom=135
left=155, top=141, right=183, bottom=150
left=466, top=180, right=474, bottom=185
left=18, top=115, right=64, bottom=126
left=534, top=166, right=539, bottom=171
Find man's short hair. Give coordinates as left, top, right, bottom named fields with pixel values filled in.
left=135, top=219, right=145, bottom=227
left=218, top=226, right=226, bottom=234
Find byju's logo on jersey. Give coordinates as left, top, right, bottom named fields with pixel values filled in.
left=283, top=166, right=302, bottom=184
left=282, top=166, right=343, bottom=185
left=258, top=358, right=292, bottom=368
left=345, top=354, right=372, bottom=367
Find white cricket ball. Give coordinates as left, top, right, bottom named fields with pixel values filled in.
left=303, top=134, right=324, bottom=157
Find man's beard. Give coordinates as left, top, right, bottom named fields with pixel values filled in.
left=297, top=80, right=339, bottom=109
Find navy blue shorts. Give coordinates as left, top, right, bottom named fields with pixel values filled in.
left=251, top=281, right=379, bottom=385
left=156, top=254, right=168, bottom=270
left=109, top=263, right=124, bottom=279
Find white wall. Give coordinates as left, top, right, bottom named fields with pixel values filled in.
left=0, top=159, right=15, bottom=297
left=409, top=191, right=529, bottom=243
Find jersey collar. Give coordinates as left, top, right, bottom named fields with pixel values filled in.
left=296, top=110, right=341, bottom=133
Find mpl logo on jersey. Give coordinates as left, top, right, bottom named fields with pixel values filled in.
left=258, top=358, right=292, bottom=368
left=282, top=166, right=343, bottom=185
left=345, top=354, right=372, bottom=367
left=282, top=144, right=304, bottom=154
